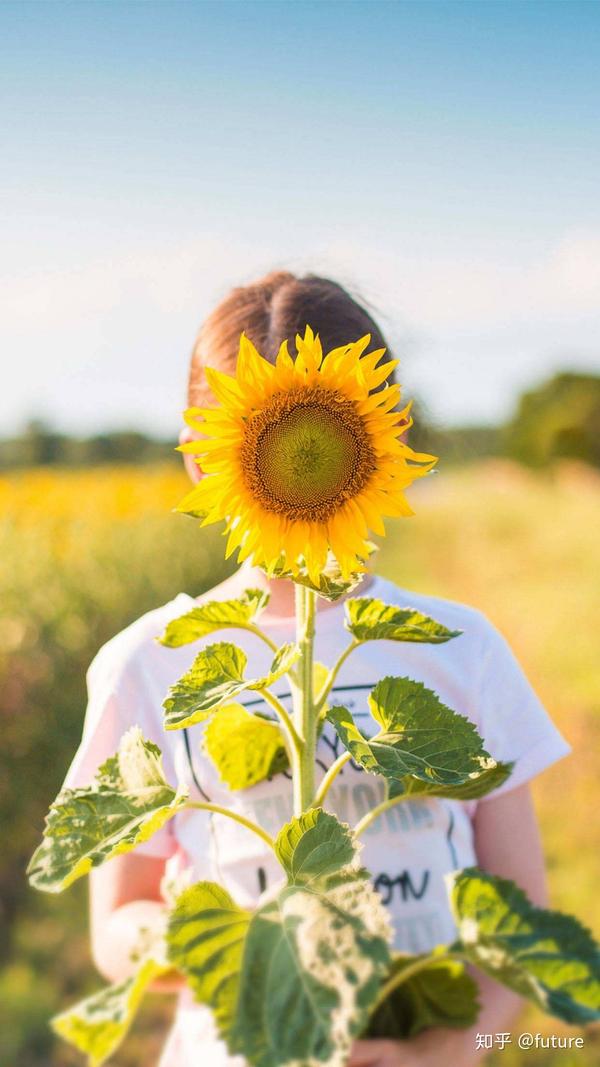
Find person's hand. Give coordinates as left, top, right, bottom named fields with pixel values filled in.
left=347, top=1039, right=420, bottom=1067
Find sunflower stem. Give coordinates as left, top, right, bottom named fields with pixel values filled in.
left=312, top=751, right=353, bottom=807
left=244, top=623, right=281, bottom=657
left=186, top=802, right=275, bottom=851
left=354, top=788, right=411, bottom=837
left=314, top=639, right=360, bottom=711
left=261, top=688, right=303, bottom=754
left=369, top=948, right=461, bottom=1016
left=292, top=583, right=317, bottom=815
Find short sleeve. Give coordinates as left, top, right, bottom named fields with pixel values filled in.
left=475, top=619, right=571, bottom=802
left=62, top=644, right=178, bottom=860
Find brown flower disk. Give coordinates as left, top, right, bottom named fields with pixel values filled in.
left=240, top=387, right=376, bottom=522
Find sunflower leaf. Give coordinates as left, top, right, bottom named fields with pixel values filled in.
left=293, top=567, right=367, bottom=602
left=27, top=728, right=187, bottom=893
left=268, top=549, right=375, bottom=602
left=204, top=703, right=289, bottom=790
left=168, top=810, right=392, bottom=1067
left=168, top=882, right=251, bottom=1034
left=275, top=808, right=356, bottom=886
left=163, top=642, right=247, bottom=729
left=227, top=882, right=390, bottom=1067
left=387, top=761, right=514, bottom=801
left=449, top=868, right=600, bottom=1025
left=157, top=589, right=270, bottom=647
left=345, top=598, right=462, bottom=644
left=369, top=677, right=494, bottom=785
left=256, top=642, right=300, bottom=688
left=163, top=641, right=299, bottom=730
left=365, top=954, right=480, bottom=1039
left=327, top=680, right=494, bottom=790
left=52, top=954, right=170, bottom=1066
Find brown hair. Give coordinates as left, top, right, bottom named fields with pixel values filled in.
left=188, top=271, right=392, bottom=407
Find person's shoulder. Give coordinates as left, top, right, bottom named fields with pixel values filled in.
left=371, top=575, right=495, bottom=642
left=88, top=592, right=196, bottom=691
left=87, top=570, right=245, bottom=693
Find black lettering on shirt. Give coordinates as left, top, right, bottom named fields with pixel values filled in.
left=374, top=869, right=430, bottom=905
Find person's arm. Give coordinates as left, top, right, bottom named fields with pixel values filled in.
left=349, top=783, right=547, bottom=1066
left=90, top=852, right=184, bottom=991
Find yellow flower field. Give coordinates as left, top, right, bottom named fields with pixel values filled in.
left=2, top=461, right=598, bottom=1066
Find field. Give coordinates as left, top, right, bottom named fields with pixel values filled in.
left=1, top=461, right=599, bottom=1067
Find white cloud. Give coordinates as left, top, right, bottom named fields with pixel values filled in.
left=538, top=231, right=600, bottom=306
left=2, top=228, right=599, bottom=432
left=313, top=229, right=600, bottom=333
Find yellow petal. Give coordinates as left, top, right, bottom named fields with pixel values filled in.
left=295, top=326, right=323, bottom=379
left=204, top=366, right=247, bottom=410
left=358, top=347, right=387, bottom=375
left=354, top=491, right=387, bottom=535
left=363, top=358, right=399, bottom=392
left=236, top=333, right=275, bottom=391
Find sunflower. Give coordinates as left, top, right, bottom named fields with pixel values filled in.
left=177, top=327, right=436, bottom=582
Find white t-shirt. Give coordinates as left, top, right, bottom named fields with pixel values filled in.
left=64, top=568, right=570, bottom=1067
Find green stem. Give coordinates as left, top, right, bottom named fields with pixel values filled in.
left=371, top=948, right=461, bottom=1014
left=312, top=751, right=353, bottom=807
left=354, top=791, right=411, bottom=837
left=186, top=801, right=275, bottom=851
left=261, top=688, right=303, bottom=753
left=244, top=623, right=281, bottom=657
left=291, top=584, right=318, bottom=815
left=315, top=640, right=360, bottom=711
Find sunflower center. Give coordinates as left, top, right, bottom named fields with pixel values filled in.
left=241, top=387, right=375, bottom=521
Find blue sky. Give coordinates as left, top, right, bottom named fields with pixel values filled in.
left=2, top=0, right=600, bottom=436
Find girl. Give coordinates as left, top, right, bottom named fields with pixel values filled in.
left=64, top=271, right=570, bottom=1067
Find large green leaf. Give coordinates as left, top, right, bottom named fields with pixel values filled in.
left=52, top=955, right=169, bottom=1066
left=228, top=880, right=390, bottom=1067
left=327, top=680, right=494, bottom=791
left=163, top=641, right=299, bottom=730
left=388, top=761, right=514, bottom=801
left=205, top=703, right=289, bottom=790
left=366, top=953, right=480, bottom=1039
left=27, top=728, right=187, bottom=893
left=345, top=598, right=462, bottom=644
left=158, top=589, right=270, bottom=647
left=450, top=868, right=600, bottom=1024
left=275, top=809, right=356, bottom=886
left=168, top=810, right=392, bottom=1067
left=168, top=882, right=251, bottom=1033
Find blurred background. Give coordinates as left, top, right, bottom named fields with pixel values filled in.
left=1, top=2, right=599, bottom=1065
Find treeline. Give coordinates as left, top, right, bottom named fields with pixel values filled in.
left=3, top=371, right=599, bottom=471
left=411, top=370, right=600, bottom=469
left=0, top=423, right=174, bottom=469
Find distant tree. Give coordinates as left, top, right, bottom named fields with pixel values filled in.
left=505, top=371, right=600, bottom=468
left=19, top=420, right=68, bottom=466
left=85, top=431, right=164, bottom=464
